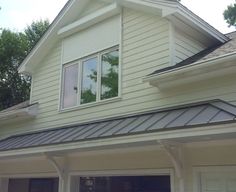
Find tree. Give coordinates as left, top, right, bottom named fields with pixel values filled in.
left=0, top=20, right=50, bottom=110
left=224, top=1, right=236, bottom=27
left=24, top=19, right=50, bottom=51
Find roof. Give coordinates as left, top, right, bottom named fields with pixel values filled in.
left=0, top=101, right=30, bottom=113
left=0, top=101, right=38, bottom=124
left=150, top=31, right=236, bottom=75
left=0, top=100, right=236, bottom=152
left=18, top=0, right=228, bottom=75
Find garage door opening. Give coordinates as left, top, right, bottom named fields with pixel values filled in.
left=71, top=175, right=171, bottom=192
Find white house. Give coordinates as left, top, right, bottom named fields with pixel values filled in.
left=0, top=0, right=236, bottom=192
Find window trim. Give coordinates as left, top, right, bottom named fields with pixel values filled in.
left=193, top=166, right=236, bottom=192
left=60, top=46, right=120, bottom=111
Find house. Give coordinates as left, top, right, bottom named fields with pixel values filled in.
left=1, top=0, right=236, bottom=191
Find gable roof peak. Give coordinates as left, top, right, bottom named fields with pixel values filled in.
left=18, top=0, right=228, bottom=75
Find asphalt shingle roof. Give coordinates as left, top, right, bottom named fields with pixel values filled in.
left=0, top=100, right=236, bottom=152
left=150, top=31, right=236, bottom=75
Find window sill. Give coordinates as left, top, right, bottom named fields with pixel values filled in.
left=59, top=96, right=122, bottom=113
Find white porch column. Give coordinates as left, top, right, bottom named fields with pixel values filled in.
left=45, top=154, right=69, bottom=192
left=159, top=140, right=186, bottom=192
left=0, top=178, right=9, bottom=192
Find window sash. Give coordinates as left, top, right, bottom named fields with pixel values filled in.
left=62, top=63, right=78, bottom=109
left=61, top=47, right=119, bottom=110
left=80, top=57, right=98, bottom=105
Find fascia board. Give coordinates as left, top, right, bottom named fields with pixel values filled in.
left=120, top=0, right=228, bottom=43
left=118, top=0, right=178, bottom=16
left=18, top=0, right=88, bottom=75
left=145, top=51, right=236, bottom=81
left=58, top=3, right=121, bottom=38
left=120, top=0, right=227, bottom=43
left=175, top=4, right=229, bottom=43
left=0, top=122, right=236, bottom=158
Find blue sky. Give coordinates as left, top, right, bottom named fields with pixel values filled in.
left=0, top=0, right=235, bottom=33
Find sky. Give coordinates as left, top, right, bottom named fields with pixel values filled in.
left=0, top=0, right=235, bottom=34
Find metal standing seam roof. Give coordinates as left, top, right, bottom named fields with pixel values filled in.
left=1, top=100, right=236, bottom=152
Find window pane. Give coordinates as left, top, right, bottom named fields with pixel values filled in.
left=79, top=176, right=170, bottom=192
left=81, top=57, right=97, bottom=104
left=62, top=64, right=78, bottom=109
left=101, top=49, right=119, bottom=100
left=29, top=178, right=59, bottom=192
left=8, top=178, right=59, bottom=192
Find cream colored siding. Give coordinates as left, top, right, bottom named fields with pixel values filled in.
left=2, top=8, right=236, bottom=137
left=175, top=29, right=207, bottom=64
left=0, top=8, right=171, bottom=135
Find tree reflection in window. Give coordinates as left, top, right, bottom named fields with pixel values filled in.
left=81, top=57, right=97, bottom=104
left=101, top=50, right=119, bottom=100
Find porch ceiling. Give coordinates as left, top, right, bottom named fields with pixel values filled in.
left=0, top=100, right=236, bottom=155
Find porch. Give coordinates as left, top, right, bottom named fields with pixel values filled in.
left=1, top=100, right=236, bottom=192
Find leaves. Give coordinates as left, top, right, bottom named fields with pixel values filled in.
left=24, top=19, right=50, bottom=51
left=224, top=2, right=236, bottom=27
left=0, top=20, right=50, bottom=110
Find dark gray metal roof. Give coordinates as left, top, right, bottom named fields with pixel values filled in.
left=149, top=31, right=236, bottom=75
left=1, top=100, right=236, bottom=152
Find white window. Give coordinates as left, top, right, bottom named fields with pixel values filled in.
left=62, top=64, right=78, bottom=109
left=194, top=167, right=236, bottom=192
left=61, top=47, right=119, bottom=110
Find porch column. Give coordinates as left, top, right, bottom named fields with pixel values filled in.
left=159, top=140, right=187, bottom=192
left=45, top=154, right=70, bottom=192
left=0, top=178, right=9, bottom=192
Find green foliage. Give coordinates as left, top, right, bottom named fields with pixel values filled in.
left=24, top=19, right=50, bottom=50
left=224, top=1, right=236, bottom=27
left=0, top=20, right=49, bottom=110
left=100, top=53, right=119, bottom=100
left=81, top=89, right=96, bottom=104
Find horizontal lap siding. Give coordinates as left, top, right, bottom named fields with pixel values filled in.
left=3, top=8, right=236, bottom=136
left=175, top=29, right=207, bottom=64
left=1, top=9, right=171, bottom=135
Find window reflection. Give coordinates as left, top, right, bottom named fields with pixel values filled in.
left=101, top=50, right=119, bottom=100
left=81, top=57, right=98, bottom=104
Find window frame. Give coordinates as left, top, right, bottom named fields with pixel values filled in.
left=60, top=46, right=120, bottom=111
left=69, top=169, right=174, bottom=192
left=61, top=62, right=79, bottom=109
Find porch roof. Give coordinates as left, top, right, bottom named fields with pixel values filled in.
left=0, top=100, right=236, bottom=153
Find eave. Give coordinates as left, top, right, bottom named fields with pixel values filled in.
left=1, top=122, right=236, bottom=158
left=143, top=52, right=236, bottom=90
left=0, top=103, right=38, bottom=125
left=58, top=3, right=121, bottom=38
